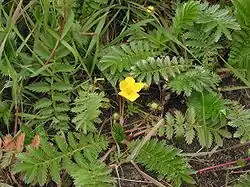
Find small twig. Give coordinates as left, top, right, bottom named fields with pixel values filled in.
left=192, top=157, right=250, bottom=175
left=99, top=117, right=111, bottom=135
left=119, top=98, right=125, bottom=125
left=125, top=126, right=146, bottom=133
left=113, top=177, right=153, bottom=184
left=230, top=170, right=250, bottom=175
left=100, top=146, right=116, bottom=162
left=127, top=119, right=164, bottom=162
left=115, top=165, right=122, bottom=187
left=131, top=161, right=170, bottom=187
left=218, top=86, right=250, bottom=92
left=183, top=141, right=250, bottom=157
left=132, top=129, right=147, bottom=138
left=10, top=172, right=22, bottom=187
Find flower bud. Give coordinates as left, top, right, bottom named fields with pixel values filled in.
left=146, top=6, right=155, bottom=13
left=148, top=102, right=160, bottom=111
left=113, top=112, right=120, bottom=120
left=143, top=83, right=149, bottom=90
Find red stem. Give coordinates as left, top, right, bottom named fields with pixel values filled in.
left=192, top=157, right=250, bottom=175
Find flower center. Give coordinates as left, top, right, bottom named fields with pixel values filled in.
left=125, top=87, right=134, bottom=95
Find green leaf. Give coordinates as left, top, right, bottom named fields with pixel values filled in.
left=235, top=173, right=250, bottom=187
left=185, top=128, right=195, bottom=144
left=131, top=56, right=191, bottom=85
left=55, top=136, right=68, bottom=153
left=50, top=160, right=61, bottom=184
left=228, top=29, right=250, bottom=83
left=188, top=91, right=225, bottom=121
left=34, top=98, right=52, bottom=109
left=13, top=133, right=108, bottom=185
left=67, top=161, right=114, bottom=187
left=30, top=64, right=53, bottom=77
left=169, top=68, right=220, bottom=96
left=196, top=3, right=240, bottom=41
left=71, top=90, right=108, bottom=133
left=172, top=1, right=200, bottom=36
left=130, top=139, right=194, bottom=186
left=53, top=92, right=70, bottom=102
left=232, top=0, right=250, bottom=28
left=61, top=10, right=74, bottom=40
left=25, top=165, right=37, bottom=184
left=53, top=63, right=75, bottom=72
left=27, top=82, right=51, bottom=93
left=112, top=123, right=126, bottom=143
left=98, top=40, right=161, bottom=87
left=38, top=164, right=47, bottom=186
left=52, top=82, right=72, bottom=91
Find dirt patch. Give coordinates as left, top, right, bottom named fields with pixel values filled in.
left=115, top=164, right=155, bottom=187
left=189, top=139, right=250, bottom=187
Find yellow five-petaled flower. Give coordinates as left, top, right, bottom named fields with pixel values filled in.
left=118, top=77, right=144, bottom=102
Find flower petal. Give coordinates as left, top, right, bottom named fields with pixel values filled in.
left=119, top=80, right=128, bottom=91
left=125, top=77, right=135, bottom=85
left=127, top=92, right=140, bottom=102
left=118, top=91, right=140, bottom=102
left=133, top=82, right=144, bottom=92
left=118, top=91, right=129, bottom=99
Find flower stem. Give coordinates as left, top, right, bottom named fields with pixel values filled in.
left=119, top=97, right=125, bottom=125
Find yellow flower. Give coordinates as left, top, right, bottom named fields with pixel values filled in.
left=118, top=77, right=144, bottom=102
left=146, top=6, right=155, bottom=13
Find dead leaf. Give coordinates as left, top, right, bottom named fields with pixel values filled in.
left=30, top=135, right=40, bottom=148
left=3, top=135, right=15, bottom=152
left=15, top=133, right=25, bottom=153
left=0, top=137, right=2, bottom=148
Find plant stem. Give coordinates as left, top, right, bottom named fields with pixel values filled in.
left=192, top=157, right=250, bottom=175
left=119, top=97, right=125, bottom=125
left=218, top=86, right=250, bottom=92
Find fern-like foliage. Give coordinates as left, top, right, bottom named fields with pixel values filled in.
left=159, top=92, right=231, bottom=147
left=25, top=80, right=72, bottom=130
left=130, top=139, right=194, bottom=187
left=228, top=30, right=250, bottom=81
left=183, top=26, right=222, bottom=64
left=227, top=102, right=250, bottom=142
left=71, top=88, right=109, bottom=133
left=131, top=56, right=191, bottom=85
left=169, top=67, right=221, bottom=96
left=187, top=91, right=231, bottom=147
left=13, top=133, right=111, bottom=186
left=235, top=173, right=250, bottom=187
left=98, top=40, right=161, bottom=87
left=228, top=0, right=250, bottom=82
left=172, top=1, right=200, bottom=36
left=159, top=105, right=230, bottom=148
left=172, top=1, right=240, bottom=41
left=232, top=0, right=250, bottom=28
left=65, top=159, right=114, bottom=187
left=188, top=91, right=225, bottom=122
left=196, top=3, right=240, bottom=42
left=159, top=108, right=197, bottom=145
